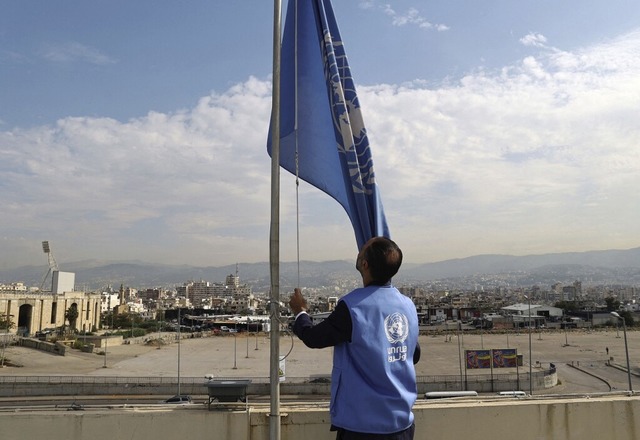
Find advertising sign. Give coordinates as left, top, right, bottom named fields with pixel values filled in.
left=492, top=348, right=518, bottom=368
left=466, top=350, right=492, bottom=369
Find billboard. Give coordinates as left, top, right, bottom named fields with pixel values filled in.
left=492, top=349, right=518, bottom=368
left=466, top=350, right=492, bottom=369
left=466, top=349, right=519, bottom=369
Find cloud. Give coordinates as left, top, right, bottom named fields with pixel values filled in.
left=520, top=32, right=548, bottom=48
left=2, top=31, right=640, bottom=268
left=360, top=1, right=449, bottom=31
left=0, top=50, right=31, bottom=66
left=359, top=31, right=640, bottom=258
left=40, top=42, right=117, bottom=65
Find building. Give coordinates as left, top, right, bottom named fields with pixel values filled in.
left=0, top=283, right=28, bottom=292
left=0, top=271, right=101, bottom=335
left=501, top=303, right=563, bottom=327
left=178, top=275, right=253, bottom=310
left=101, top=292, right=120, bottom=313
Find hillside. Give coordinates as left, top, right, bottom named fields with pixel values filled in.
left=1, top=247, right=639, bottom=291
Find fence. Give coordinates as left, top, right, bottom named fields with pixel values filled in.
left=0, top=367, right=557, bottom=398
left=417, top=367, right=557, bottom=393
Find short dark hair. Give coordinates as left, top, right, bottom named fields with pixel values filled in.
left=363, top=237, right=403, bottom=284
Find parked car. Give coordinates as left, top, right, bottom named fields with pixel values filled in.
left=220, top=326, right=237, bottom=333
left=35, top=328, right=56, bottom=338
left=498, top=391, right=526, bottom=397
left=161, top=395, right=193, bottom=405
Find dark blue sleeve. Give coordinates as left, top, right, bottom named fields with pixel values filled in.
left=292, top=300, right=352, bottom=348
left=414, top=341, right=421, bottom=364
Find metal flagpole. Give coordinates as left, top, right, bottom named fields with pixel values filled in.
left=269, top=0, right=282, bottom=439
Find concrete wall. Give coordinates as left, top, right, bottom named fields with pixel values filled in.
left=18, top=338, right=66, bottom=356
left=1, top=396, right=638, bottom=440
left=87, top=334, right=124, bottom=349
left=0, top=368, right=556, bottom=398
left=419, top=369, right=557, bottom=394
left=0, top=378, right=327, bottom=398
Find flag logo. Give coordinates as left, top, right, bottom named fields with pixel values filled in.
left=268, top=0, right=390, bottom=250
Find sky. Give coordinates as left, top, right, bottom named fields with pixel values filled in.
left=1, top=0, right=640, bottom=270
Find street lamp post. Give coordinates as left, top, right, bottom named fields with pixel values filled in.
left=457, top=321, right=464, bottom=391
left=1, top=314, right=14, bottom=368
left=103, top=317, right=109, bottom=368
left=233, top=333, right=238, bottom=370
left=255, top=321, right=260, bottom=351
left=177, top=307, right=182, bottom=397
left=611, top=312, right=633, bottom=393
left=444, top=321, right=448, bottom=343
left=103, top=335, right=108, bottom=368
left=506, top=323, right=510, bottom=349
left=524, top=295, right=533, bottom=395
left=103, top=311, right=113, bottom=368
left=246, top=316, right=250, bottom=358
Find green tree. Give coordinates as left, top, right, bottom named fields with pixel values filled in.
left=554, top=301, right=578, bottom=313
left=604, top=297, right=621, bottom=312
left=65, top=304, right=79, bottom=330
left=102, top=312, right=147, bottom=337
left=0, top=315, right=15, bottom=330
left=619, top=311, right=635, bottom=327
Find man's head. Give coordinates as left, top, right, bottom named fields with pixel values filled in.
left=356, top=236, right=403, bottom=286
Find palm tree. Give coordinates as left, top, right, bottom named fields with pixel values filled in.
left=65, top=304, right=79, bottom=331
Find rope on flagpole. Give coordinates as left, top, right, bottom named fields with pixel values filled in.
left=294, top=0, right=301, bottom=290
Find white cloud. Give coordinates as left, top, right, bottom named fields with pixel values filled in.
left=41, top=42, right=117, bottom=65
left=0, top=50, right=31, bottom=65
left=520, top=32, right=548, bottom=48
left=361, top=1, right=449, bottom=31
left=2, top=31, right=640, bottom=267
left=357, top=31, right=640, bottom=259
left=358, top=0, right=376, bottom=9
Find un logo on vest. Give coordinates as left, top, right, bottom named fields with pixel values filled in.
left=384, top=312, right=409, bottom=344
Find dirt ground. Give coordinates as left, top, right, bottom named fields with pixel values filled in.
left=1, top=328, right=637, bottom=387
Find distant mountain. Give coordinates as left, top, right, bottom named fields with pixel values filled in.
left=0, top=259, right=360, bottom=293
left=1, top=247, right=639, bottom=291
left=401, top=247, right=640, bottom=280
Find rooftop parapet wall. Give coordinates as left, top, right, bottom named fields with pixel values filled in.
left=0, top=369, right=557, bottom=397
left=1, top=395, right=638, bottom=440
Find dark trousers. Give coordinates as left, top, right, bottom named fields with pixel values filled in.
left=335, top=423, right=415, bottom=440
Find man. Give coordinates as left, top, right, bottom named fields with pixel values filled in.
left=289, top=237, right=420, bottom=439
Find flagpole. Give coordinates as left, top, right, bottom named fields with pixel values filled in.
left=269, top=0, right=282, bottom=439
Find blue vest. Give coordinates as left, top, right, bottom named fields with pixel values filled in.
left=330, top=284, right=419, bottom=434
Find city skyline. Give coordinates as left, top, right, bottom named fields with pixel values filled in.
left=2, top=247, right=640, bottom=293
left=2, top=1, right=640, bottom=269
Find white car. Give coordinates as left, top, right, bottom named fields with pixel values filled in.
left=161, top=395, right=193, bottom=404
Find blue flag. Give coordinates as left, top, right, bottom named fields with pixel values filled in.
left=268, top=0, right=390, bottom=250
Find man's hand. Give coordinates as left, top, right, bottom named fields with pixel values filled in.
left=289, top=288, right=307, bottom=315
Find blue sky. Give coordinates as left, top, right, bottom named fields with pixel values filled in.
left=1, top=0, right=640, bottom=271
